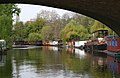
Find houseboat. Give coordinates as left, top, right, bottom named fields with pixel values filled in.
left=49, top=41, right=58, bottom=46
left=49, top=40, right=63, bottom=47
left=66, top=40, right=74, bottom=48
left=0, top=40, right=7, bottom=52
left=13, top=40, right=43, bottom=48
left=29, top=40, right=43, bottom=46
left=74, top=41, right=86, bottom=49
left=13, top=40, right=29, bottom=48
left=84, top=29, right=108, bottom=51
left=106, top=35, right=120, bottom=59
left=106, top=35, right=120, bottom=52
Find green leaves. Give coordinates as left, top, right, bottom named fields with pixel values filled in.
left=0, top=4, right=20, bottom=47
left=60, top=20, right=89, bottom=41
left=12, top=8, right=114, bottom=43
left=13, top=22, right=26, bottom=40
left=90, top=20, right=114, bottom=35
left=41, top=26, right=53, bottom=40
left=28, top=33, right=41, bottom=41
left=0, top=4, right=20, bottom=17
left=90, top=20, right=106, bottom=33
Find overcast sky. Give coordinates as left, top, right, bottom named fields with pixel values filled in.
left=16, top=4, right=72, bottom=22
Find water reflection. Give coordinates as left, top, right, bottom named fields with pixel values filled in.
left=74, top=48, right=86, bottom=59
left=0, top=47, right=120, bottom=78
left=91, top=51, right=120, bottom=78
left=49, top=46, right=59, bottom=52
left=0, top=54, right=6, bottom=67
left=106, top=56, right=120, bottom=75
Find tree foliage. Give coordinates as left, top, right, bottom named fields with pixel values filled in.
left=41, top=26, right=53, bottom=40
left=0, top=4, right=20, bottom=17
left=12, top=9, right=115, bottom=43
left=0, top=4, right=20, bottom=47
left=28, top=33, right=41, bottom=41
left=60, top=20, right=89, bottom=41
left=90, top=20, right=114, bottom=35
left=13, top=22, right=26, bottom=40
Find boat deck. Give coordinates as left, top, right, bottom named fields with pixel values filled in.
left=96, top=50, right=120, bottom=59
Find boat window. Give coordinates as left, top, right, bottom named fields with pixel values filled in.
left=115, top=40, right=118, bottom=46
left=112, top=40, right=114, bottom=46
left=107, top=41, right=109, bottom=45
left=109, top=40, right=111, bottom=46
left=107, top=40, right=110, bottom=46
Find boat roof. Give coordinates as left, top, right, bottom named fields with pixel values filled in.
left=92, top=29, right=108, bottom=33
left=0, top=40, right=5, bottom=41
left=106, top=35, right=120, bottom=38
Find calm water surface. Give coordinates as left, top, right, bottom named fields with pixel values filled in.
left=0, top=46, right=120, bottom=78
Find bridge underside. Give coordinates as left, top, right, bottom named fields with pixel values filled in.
left=0, top=0, right=120, bottom=35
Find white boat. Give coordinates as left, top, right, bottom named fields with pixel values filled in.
left=49, top=41, right=58, bottom=46
left=74, top=41, right=86, bottom=49
left=0, top=40, right=7, bottom=52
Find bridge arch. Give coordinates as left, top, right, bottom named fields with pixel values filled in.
left=1, top=0, right=120, bottom=35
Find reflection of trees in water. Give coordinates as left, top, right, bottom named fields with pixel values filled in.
left=0, top=55, right=2, bottom=61
left=0, top=52, right=12, bottom=78
left=0, top=54, right=6, bottom=66
left=1, top=47, right=120, bottom=78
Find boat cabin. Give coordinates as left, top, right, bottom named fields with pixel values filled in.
left=84, top=30, right=108, bottom=50
left=74, top=41, right=86, bottom=48
left=92, top=30, right=108, bottom=44
left=92, top=30, right=108, bottom=38
left=106, top=36, right=120, bottom=52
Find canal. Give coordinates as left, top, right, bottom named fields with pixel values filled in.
left=0, top=46, right=120, bottom=78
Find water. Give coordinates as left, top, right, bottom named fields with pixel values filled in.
left=0, top=46, right=120, bottom=78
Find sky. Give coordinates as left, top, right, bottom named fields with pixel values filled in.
left=16, top=4, right=72, bottom=22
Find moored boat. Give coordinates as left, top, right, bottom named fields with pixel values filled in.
left=106, top=35, right=120, bottom=52
left=106, top=35, right=120, bottom=59
left=0, top=40, right=7, bottom=52
left=74, top=41, right=86, bottom=49
left=84, top=29, right=108, bottom=51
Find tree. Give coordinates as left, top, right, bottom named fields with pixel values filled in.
left=37, top=10, right=60, bottom=23
left=0, top=4, right=20, bottom=17
left=90, top=20, right=114, bottom=35
left=60, top=20, right=89, bottom=41
left=0, top=4, right=20, bottom=47
left=28, top=33, right=41, bottom=41
left=32, top=17, right=46, bottom=33
left=41, top=26, right=53, bottom=40
left=37, top=10, right=62, bottom=40
left=13, top=21, right=26, bottom=41
left=22, top=17, right=46, bottom=40
left=0, top=15, right=12, bottom=44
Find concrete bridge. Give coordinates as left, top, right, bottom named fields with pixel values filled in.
left=1, top=0, right=120, bottom=35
